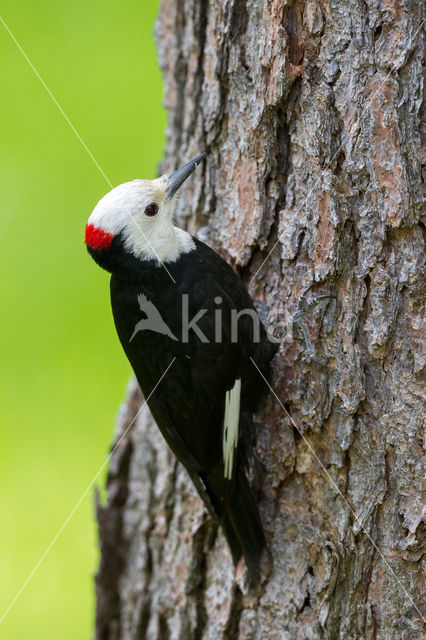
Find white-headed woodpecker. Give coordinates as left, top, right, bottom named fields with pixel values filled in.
left=85, top=154, right=277, bottom=579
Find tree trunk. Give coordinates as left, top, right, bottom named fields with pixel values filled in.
left=95, top=1, right=424, bottom=638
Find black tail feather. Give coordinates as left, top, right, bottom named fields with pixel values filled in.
left=221, top=466, right=265, bottom=582
left=221, top=515, right=244, bottom=566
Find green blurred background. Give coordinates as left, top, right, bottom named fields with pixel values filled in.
left=0, top=1, right=164, bottom=637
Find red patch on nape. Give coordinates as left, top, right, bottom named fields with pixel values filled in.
left=85, top=224, right=114, bottom=250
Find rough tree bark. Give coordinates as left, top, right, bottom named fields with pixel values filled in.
left=95, top=1, right=424, bottom=638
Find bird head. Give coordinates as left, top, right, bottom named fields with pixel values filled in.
left=85, top=152, right=206, bottom=267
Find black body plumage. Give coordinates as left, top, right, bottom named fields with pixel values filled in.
left=86, top=157, right=277, bottom=579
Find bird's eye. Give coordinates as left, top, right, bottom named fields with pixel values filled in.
left=144, top=203, right=159, bottom=217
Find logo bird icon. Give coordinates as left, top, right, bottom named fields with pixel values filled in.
left=129, top=294, right=178, bottom=342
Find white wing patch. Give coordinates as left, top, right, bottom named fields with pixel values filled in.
left=223, top=378, right=241, bottom=480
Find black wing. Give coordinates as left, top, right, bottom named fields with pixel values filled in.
left=110, top=241, right=260, bottom=518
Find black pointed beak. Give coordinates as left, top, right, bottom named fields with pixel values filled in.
left=165, top=152, right=206, bottom=200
